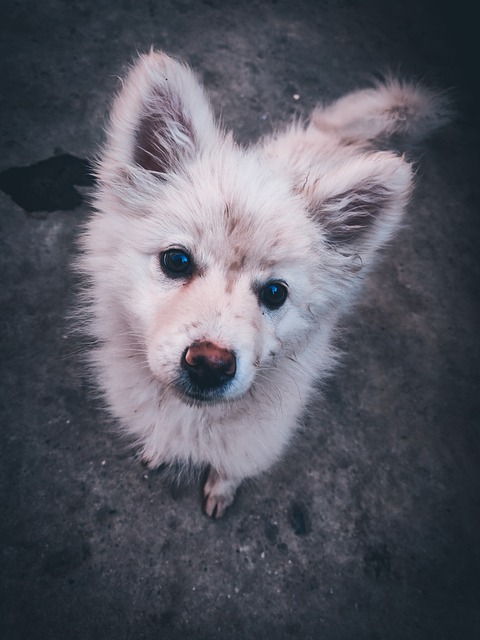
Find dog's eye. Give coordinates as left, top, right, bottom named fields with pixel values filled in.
left=160, top=249, right=193, bottom=277
left=260, top=282, right=288, bottom=310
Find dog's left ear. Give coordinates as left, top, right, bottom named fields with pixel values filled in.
left=102, top=51, right=219, bottom=176
left=303, top=152, right=412, bottom=262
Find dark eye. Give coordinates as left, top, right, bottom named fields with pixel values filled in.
left=160, top=249, right=193, bottom=277
left=260, top=282, right=288, bottom=309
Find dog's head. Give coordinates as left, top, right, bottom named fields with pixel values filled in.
left=86, top=52, right=411, bottom=404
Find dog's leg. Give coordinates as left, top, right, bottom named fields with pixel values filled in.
left=203, top=468, right=240, bottom=519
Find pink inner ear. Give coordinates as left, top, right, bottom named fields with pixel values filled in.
left=133, top=89, right=196, bottom=174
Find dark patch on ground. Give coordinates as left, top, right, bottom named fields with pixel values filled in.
left=42, top=540, right=91, bottom=578
left=264, top=520, right=279, bottom=542
left=0, top=154, right=94, bottom=214
left=364, top=543, right=392, bottom=580
left=288, top=502, right=311, bottom=536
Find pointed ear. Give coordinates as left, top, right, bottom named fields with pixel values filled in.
left=303, top=152, right=412, bottom=260
left=103, top=51, right=218, bottom=175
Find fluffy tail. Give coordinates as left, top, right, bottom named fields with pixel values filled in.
left=311, top=78, right=452, bottom=145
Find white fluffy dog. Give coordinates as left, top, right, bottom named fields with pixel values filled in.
left=77, top=51, right=448, bottom=517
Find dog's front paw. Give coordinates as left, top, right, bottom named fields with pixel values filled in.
left=203, top=468, right=240, bottom=519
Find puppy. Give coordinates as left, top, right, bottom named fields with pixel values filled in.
left=77, top=51, right=449, bottom=517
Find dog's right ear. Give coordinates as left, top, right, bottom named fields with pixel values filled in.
left=103, top=51, right=218, bottom=176
left=301, top=152, right=412, bottom=266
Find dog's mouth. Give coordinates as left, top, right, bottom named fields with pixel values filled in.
left=173, top=375, right=236, bottom=405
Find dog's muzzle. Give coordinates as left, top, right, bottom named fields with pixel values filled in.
left=179, top=341, right=237, bottom=401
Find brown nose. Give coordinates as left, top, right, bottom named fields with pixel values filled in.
left=182, top=341, right=236, bottom=390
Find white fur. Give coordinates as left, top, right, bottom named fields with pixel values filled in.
left=76, top=51, right=448, bottom=517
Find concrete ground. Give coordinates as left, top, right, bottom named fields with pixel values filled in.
left=1, top=1, right=479, bottom=638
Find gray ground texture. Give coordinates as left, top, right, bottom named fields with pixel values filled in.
left=1, top=1, right=479, bottom=639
